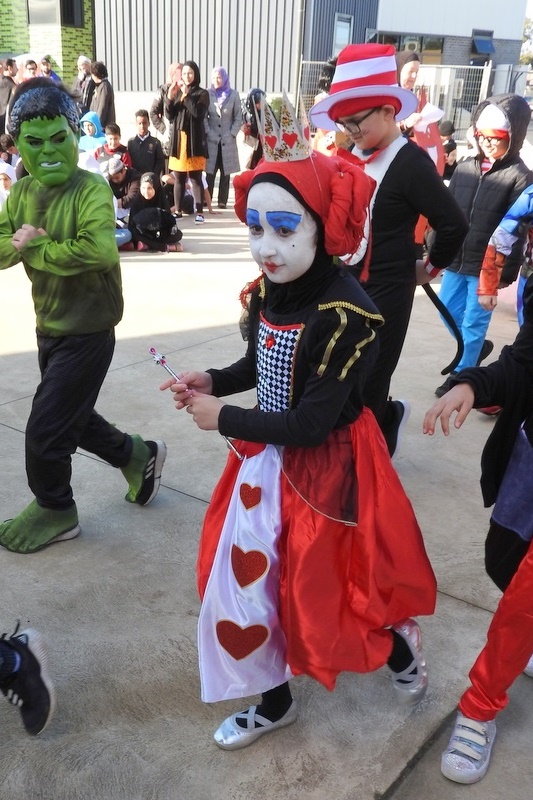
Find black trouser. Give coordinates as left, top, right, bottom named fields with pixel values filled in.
left=361, top=277, right=416, bottom=427
left=485, top=519, right=530, bottom=592
left=206, top=144, right=230, bottom=206
left=173, top=169, right=203, bottom=214
left=26, top=330, right=132, bottom=510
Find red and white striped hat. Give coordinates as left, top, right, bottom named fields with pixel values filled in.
left=310, top=44, right=418, bottom=130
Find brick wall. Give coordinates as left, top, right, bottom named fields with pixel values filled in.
left=443, top=35, right=522, bottom=68
left=0, top=0, right=93, bottom=83
left=0, top=0, right=30, bottom=55
left=60, top=0, right=94, bottom=84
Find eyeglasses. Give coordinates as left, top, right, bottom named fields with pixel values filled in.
left=335, top=107, right=382, bottom=134
left=476, top=133, right=505, bottom=146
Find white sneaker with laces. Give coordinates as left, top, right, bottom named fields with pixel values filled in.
left=441, top=712, right=497, bottom=784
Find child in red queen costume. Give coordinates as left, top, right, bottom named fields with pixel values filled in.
left=161, top=96, right=437, bottom=750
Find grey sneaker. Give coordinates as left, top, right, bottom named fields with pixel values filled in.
left=389, top=618, right=428, bottom=706
left=441, top=712, right=497, bottom=784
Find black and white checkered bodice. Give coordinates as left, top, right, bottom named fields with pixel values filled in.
left=256, top=313, right=304, bottom=412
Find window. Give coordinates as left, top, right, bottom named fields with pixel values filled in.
left=61, top=0, right=84, bottom=27
left=332, top=14, right=353, bottom=57
left=27, top=0, right=59, bottom=25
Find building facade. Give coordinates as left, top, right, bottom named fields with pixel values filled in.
left=0, top=0, right=528, bottom=94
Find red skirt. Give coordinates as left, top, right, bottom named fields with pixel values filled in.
left=198, top=409, right=436, bottom=690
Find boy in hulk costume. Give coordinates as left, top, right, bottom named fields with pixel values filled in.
left=0, top=78, right=166, bottom=554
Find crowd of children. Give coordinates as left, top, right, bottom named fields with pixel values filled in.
left=2, top=43, right=533, bottom=793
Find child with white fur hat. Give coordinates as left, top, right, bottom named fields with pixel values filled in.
left=434, top=93, right=532, bottom=399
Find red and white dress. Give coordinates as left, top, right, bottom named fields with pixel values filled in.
left=197, top=271, right=437, bottom=702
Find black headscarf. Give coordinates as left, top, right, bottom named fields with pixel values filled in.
left=395, top=50, right=420, bottom=85
left=248, top=172, right=341, bottom=316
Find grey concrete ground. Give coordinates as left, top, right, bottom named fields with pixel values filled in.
left=1, top=206, right=532, bottom=799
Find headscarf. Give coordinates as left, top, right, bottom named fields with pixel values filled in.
left=211, top=66, right=231, bottom=107
left=0, top=162, right=17, bottom=184
left=395, top=51, right=420, bottom=87
left=183, top=60, right=201, bottom=88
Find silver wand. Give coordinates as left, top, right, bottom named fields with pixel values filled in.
left=149, top=347, right=243, bottom=460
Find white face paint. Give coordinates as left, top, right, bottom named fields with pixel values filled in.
left=246, top=182, right=318, bottom=284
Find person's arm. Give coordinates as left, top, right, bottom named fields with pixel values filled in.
left=216, top=308, right=380, bottom=447
left=153, top=139, right=165, bottom=177
left=89, top=84, right=105, bottom=125
left=119, top=173, right=141, bottom=210
left=229, top=92, right=243, bottom=137
left=408, top=148, right=469, bottom=272
left=10, top=179, right=118, bottom=276
left=182, top=89, right=209, bottom=120
left=150, top=89, right=166, bottom=134
left=0, top=195, right=26, bottom=270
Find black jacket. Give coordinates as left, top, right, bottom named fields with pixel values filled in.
left=0, top=74, right=15, bottom=133
left=341, top=140, right=468, bottom=286
left=165, top=85, right=209, bottom=160
left=452, top=275, right=533, bottom=506
left=127, top=134, right=165, bottom=177
left=446, top=93, right=532, bottom=281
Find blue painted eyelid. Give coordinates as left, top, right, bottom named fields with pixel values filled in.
left=246, top=209, right=260, bottom=226
left=266, top=211, right=302, bottom=230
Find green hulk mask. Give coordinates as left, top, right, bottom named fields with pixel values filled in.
left=7, top=79, right=81, bottom=187
left=17, top=115, right=79, bottom=187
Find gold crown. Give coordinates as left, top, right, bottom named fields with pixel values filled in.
left=259, top=91, right=312, bottom=162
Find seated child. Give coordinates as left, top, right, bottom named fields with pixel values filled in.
left=94, top=123, right=132, bottom=170
left=78, top=111, right=106, bottom=154
left=0, top=162, right=16, bottom=209
left=128, top=172, right=183, bottom=252
left=0, top=133, right=21, bottom=168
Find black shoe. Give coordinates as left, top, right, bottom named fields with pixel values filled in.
left=0, top=626, right=56, bottom=735
left=435, top=373, right=457, bottom=398
left=382, top=399, right=411, bottom=458
left=218, top=203, right=227, bottom=209
left=122, top=436, right=167, bottom=506
left=476, top=340, right=494, bottom=366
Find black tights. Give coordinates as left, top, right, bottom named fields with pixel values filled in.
left=237, top=682, right=293, bottom=727
left=173, top=169, right=203, bottom=214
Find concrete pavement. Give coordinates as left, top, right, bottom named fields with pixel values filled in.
left=1, top=206, right=532, bottom=799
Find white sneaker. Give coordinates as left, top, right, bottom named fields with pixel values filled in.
left=523, top=653, right=533, bottom=677
left=441, top=712, right=497, bottom=784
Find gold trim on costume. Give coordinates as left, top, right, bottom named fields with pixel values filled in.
left=317, top=300, right=384, bottom=323
left=317, top=307, right=347, bottom=377
left=339, top=323, right=377, bottom=381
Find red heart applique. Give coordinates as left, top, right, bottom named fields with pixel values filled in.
left=216, top=620, right=269, bottom=660
left=231, top=545, right=268, bottom=587
left=303, top=125, right=310, bottom=141
left=239, top=483, right=261, bottom=510
left=282, top=132, right=298, bottom=148
left=265, top=333, right=276, bottom=349
left=265, top=135, right=277, bottom=150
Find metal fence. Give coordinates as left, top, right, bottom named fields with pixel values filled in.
left=298, top=61, right=493, bottom=140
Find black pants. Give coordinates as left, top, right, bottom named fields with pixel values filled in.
left=26, top=330, right=132, bottom=509
left=361, top=277, right=416, bottom=427
left=173, top=169, right=203, bottom=214
left=206, top=144, right=230, bottom=206
left=485, top=519, right=530, bottom=592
